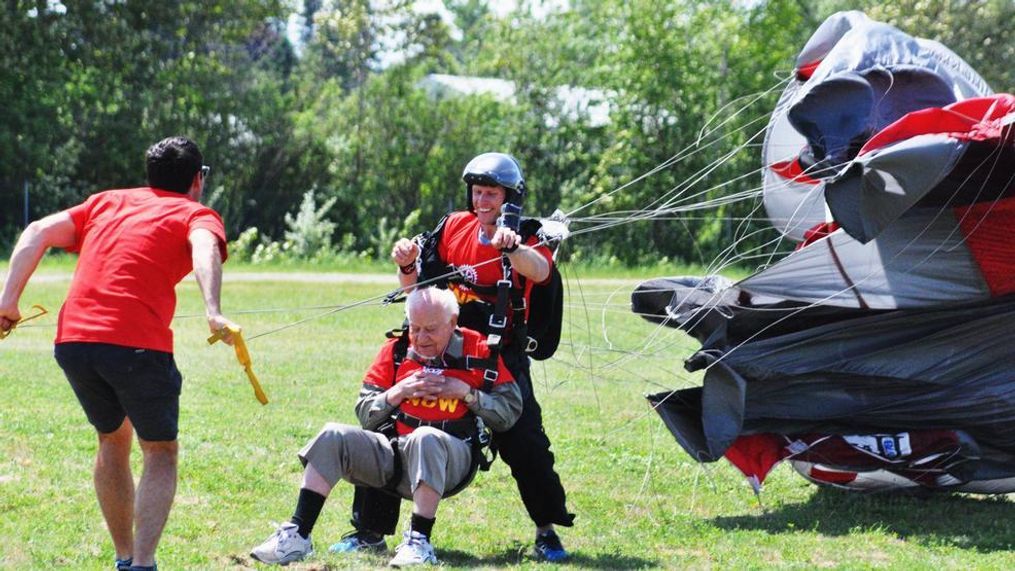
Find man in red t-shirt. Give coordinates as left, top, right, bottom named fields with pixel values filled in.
left=0, top=136, right=236, bottom=571
left=250, top=287, right=521, bottom=567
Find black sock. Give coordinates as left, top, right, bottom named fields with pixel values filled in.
left=291, top=488, right=327, bottom=539
left=409, top=512, right=436, bottom=539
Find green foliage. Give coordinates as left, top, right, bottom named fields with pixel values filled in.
left=227, top=226, right=261, bottom=263
left=3, top=0, right=1011, bottom=267
left=283, top=189, right=338, bottom=258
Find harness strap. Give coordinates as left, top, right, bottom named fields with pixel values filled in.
left=396, top=411, right=478, bottom=440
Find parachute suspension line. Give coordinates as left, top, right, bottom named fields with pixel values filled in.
left=569, top=157, right=771, bottom=224
left=558, top=259, right=604, bottom=410
left=567, top=117, right=773, bottom=239
left=242, top=235, right=554, bottom=342
left=695, top=75, right=792, bottom=144
left=244, top=297, right=388, bottom=341
left=701, top=196, right=774, bottom=275
left=565, top=77, right=787, bottom=220
left=582, top=116, right=771, bottom=224
left=716, top=197, right=780, bottom=274
left=566, top=145, right=761, bottom=239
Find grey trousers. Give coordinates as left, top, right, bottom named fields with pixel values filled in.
left=299, top=423, right=473, bottom=499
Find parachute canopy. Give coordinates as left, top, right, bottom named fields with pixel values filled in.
left=636, top=11, right=1015, bottom=494
left=762, top=10, right=992, bottom=241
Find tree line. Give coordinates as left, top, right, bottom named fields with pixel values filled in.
left=3, top=0, right=1011, bottom=266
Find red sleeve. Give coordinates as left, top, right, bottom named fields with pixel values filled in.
left=525, top=236, right=554, bottom=286
left=189, top=207, right=228, bottom=262
left=62, top=195, right=98, bottom=254
left=363, top=339, right=398, bottom=389
left=436, top=212, right=469, bottom=261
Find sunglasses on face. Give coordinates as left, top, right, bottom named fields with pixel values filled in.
left=201, top=165, right=211, bottom=178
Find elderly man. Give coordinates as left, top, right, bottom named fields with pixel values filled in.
left=250, top=287, right=522, bottom=567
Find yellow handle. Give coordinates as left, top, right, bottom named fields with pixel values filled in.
left=0, top=305, right=48, bottom=340
left=209, top=325, right=268, bottom=405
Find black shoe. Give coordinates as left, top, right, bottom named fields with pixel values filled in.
left=114, top=558, right=132, bottom=571
left=534, top=530, right=569, bottom=562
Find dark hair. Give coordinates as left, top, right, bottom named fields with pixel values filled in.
left=145, top=136, right=203, bottom=194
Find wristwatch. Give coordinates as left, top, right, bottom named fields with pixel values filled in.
left=463, top=389, right=478, bottom=405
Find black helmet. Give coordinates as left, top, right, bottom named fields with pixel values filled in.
left=462, top=152, right=527, bottom=212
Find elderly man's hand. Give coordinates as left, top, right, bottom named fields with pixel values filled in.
left=431, top=375, right=472, bottom=400
left=391, top=238, right=420, bottom=267
left=387, top=371, right=443, bottom=405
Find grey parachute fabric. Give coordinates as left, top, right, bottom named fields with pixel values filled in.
left=635, top=11, right=1015, bottom=494
left=762, top=10, right=991, bottom=242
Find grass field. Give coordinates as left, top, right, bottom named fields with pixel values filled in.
left=1, top=258, right=1013, bottom=569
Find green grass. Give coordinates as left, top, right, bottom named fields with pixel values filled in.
left=0, top=250, right=751, bottom=281
left=1, top=259, right=1013, bottom=569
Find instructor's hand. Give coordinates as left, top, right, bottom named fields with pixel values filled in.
left=0, top=301, right=21, bottom=333
left=490, top=227, right=522, bottom=252
left=391, top=238, right=420, bottom=267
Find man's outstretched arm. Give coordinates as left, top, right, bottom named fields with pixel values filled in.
left=189, top=228, right=238, bottom=343
left=0, top=212, right=76, bottom=330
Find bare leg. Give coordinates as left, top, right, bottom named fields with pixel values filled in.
left=412, top=483, right=440, bottom=519
left=301, top=462, right=335, bottom=497
left=537, top=524, right=555, bottom=534
left=95, top=419, right=135, bottom=561
left=132, top=438, right=178, bottom=567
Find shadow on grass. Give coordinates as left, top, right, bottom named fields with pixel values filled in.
left=438, top=542, right=656, bottom=568
left=712, top=486, right=1015, bottom=552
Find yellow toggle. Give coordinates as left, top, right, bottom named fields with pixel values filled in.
left=208, top=325, right=268, bottom=405
left=0, top=305, right=48, bottom=340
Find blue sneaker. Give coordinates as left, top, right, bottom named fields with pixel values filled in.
left=534, top=530, right=569, bottom=562
left=114, top=558, right=132, bottom=571
left=329, top=529, right=386, bottom=554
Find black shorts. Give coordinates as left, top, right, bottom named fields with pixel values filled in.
left=54, top=342, right=183, bottom=441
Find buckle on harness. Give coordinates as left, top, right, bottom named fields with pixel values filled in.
left=483, top=369, right=498, bottom=383
left=525, top=336, right=538, bottom=353
left=486, top=334, right=502, bottom=349
left=488, top=314, right=507, bottom=329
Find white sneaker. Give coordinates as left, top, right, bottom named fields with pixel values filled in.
left=388, top=530, right=437, bottom=567
left=250, top=522, right=314, bottom=565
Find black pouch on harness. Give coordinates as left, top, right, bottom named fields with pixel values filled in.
left=523, top=263, right=563, bottom=360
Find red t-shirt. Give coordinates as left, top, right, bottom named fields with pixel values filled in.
left=363, top=328, right=514, bottom=435
left=56, top=187, right=228, bottom=352
left=436, top=211, right=553, bottom=320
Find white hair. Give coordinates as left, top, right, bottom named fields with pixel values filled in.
left=405, top=287, right=460, bottom=320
